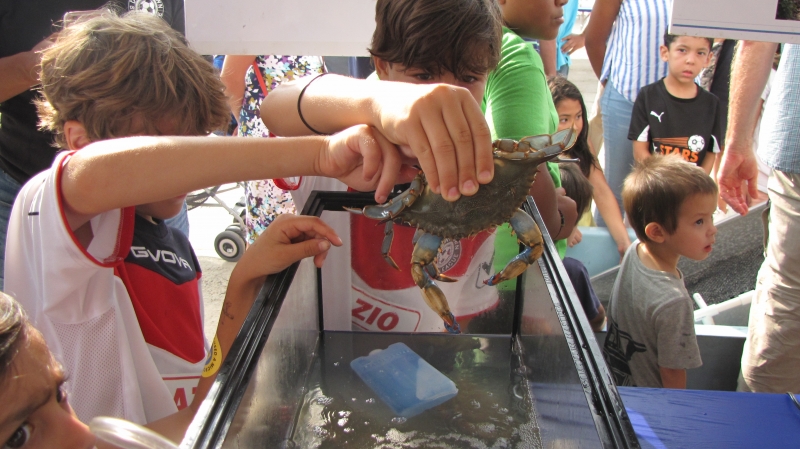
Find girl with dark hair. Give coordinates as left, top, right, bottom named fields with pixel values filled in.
left=548, top=76, right=631, bottom=258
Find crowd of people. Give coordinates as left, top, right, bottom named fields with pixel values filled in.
left=0, top=0, right=797, bottom=447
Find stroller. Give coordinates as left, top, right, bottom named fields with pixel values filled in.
left=186, top=183, right=247, bottom=262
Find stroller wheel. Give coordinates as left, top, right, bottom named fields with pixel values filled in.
left=215, top=230, right=246, bottom=262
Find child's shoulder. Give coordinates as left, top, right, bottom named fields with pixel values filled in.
left=692, top=84, right=720, bottom=105
left=618, top=243, right=684, bottom=289
left=638, top=79, right=668, bottom=99
left=497, top=27, right=541, bottom=66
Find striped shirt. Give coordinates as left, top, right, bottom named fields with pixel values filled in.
left=759, top=44, right=800, bottom=174
left=600, top=0, right=672, bottom=103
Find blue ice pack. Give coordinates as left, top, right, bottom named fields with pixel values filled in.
left=350, top=342, right=458, bottom=418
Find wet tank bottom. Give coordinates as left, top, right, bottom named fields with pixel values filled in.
left=289, top=333, right=543, bottom=449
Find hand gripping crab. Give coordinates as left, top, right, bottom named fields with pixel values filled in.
left=348, top=128, right=577, bottom=334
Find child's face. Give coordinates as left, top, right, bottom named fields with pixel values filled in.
left=374, top=59, right=487, bottom=105
left=499, top=0, right=567, bottom=40
left=555, top=98, right=583, bottom=135
left=663, top=193, right=717, bottom=261
left=0, top=333, right=95, bottom=449
left=660, top=36, right=711, bottom=85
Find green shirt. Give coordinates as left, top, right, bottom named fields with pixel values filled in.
left=482, top=28, right=567, bottom=291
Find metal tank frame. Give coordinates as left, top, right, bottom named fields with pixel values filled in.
left=180, top=191, right=640, bottom=449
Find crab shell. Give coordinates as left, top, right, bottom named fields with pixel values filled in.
left=394, top=130, right=577, bottom=239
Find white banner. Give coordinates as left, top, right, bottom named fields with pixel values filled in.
left=185, top=0, right=377, bottom=55
left=672, top=0, right=800, bottom=44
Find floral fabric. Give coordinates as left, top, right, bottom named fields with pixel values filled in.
left=238, top=55, right=325, bottom=243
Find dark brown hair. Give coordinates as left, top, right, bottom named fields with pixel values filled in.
left=37, top=11, right=230, bottom=147
left=559, top=162, right=593, bottom=223
left=369, top=0, right=503, bottom=80
left=0, top=292, right=28, bottom=380
left=548, top=76, right=599, bottom=178
left=663, top=32, right=713, bottom=50
left=623, top=155, right=718, bottom=243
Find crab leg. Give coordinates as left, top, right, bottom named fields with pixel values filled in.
left=358, top=173, right=424, bottom=221
left=410, top=232, right=461, bottom=334
left=379, top=222, right=400, bottom=270
left=485, top=209, right=544, bottom=286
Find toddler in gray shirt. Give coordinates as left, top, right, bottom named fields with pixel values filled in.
left=603, top=156, right=718, bottom=388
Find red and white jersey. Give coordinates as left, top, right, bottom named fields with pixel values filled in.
left=291, top=177, right=499, bottom=333
left=5, top=152, right=207, bottom=425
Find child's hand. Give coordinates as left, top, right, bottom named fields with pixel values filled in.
left=371, top=82, right=494, bottom=201
left=320, top=125, right=418, bottom=203
left=560, top=33, right=585, bottom=55
left=567, top=227, right=582, bottom=247
left=236, top=215, right=342, bottom=285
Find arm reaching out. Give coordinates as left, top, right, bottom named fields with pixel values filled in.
left=718, top=41, right=777, bottom=215
left=146, top=214, right=340, bottom=442
left=261, top=74, right=495, bottom=201
left=60, top=125, right=417, bottom=232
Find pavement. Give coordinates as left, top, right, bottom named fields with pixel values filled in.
left=193, top=47, right=600, bottom=341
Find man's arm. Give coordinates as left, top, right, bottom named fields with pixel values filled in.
left=0, top=37, right=53, bottom=102
left=262, top=74, right=495, bottom=201
left=717, top=41, right=778, bottom=215
left=583, top=0, right=622, bottom=79
left=539, top=39, right=558, bottom=77
left=659, top=366, right=687, bottom=389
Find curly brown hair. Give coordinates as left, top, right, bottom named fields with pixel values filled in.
left=37, top=11, right=230, bottom=147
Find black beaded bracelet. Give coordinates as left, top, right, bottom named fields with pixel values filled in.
left=297, top=72, right=330, bottom=135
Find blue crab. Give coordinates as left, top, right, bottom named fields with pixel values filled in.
left=348, top=128, right=577, bottom=333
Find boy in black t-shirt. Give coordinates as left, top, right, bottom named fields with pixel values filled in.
left=628, top=33, right=722, bottom=174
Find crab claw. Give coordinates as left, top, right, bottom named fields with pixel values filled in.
left=412, top=263, right=461, bottom=333
left=442, top=312, right=461, bottom=334
left=485, top=209, right=544, bottom=286
left=423, top=263, right=457, bottom=283
left=485, top=247, right=534, bottom=286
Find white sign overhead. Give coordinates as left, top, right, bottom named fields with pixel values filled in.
left=184, top=0, right=377, bottom=55
left=671, top=0, right=800, bottom=44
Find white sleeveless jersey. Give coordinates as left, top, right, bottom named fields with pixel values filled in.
left=5, top=152, right=207, bottom=425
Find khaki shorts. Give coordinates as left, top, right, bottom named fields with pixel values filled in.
left=739, top=170, right=800, bottom=393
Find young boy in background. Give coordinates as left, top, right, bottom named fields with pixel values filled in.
left=603, top=155, right=717, bottom=388
left=4, top=11, right=478, bottom=439
left=629, top=33, right=722, bottom=174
